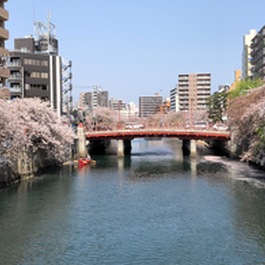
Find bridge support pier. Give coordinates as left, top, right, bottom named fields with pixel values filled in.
left=117, top=139, right=132, bottom=157
left=182, top=139, right=197, bottom=157
left=78, top=123, right=88, bottom=158
left=117, top=140, right=124, bottom=157
left=190, top=140, right=197, bottom=157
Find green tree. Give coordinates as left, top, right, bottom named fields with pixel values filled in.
left=206, top=91, right=227, bottom=124
left=227, top=78, right=263, bottom=99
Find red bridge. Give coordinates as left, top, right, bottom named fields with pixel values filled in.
left=85, top=128, right=230, bottom=141
left=83, top=125, right=230, bottom=157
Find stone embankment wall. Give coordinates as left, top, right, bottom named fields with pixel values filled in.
left=0, top=165, right=20, bottom=189
left=0, top=149, right=67, bottom=189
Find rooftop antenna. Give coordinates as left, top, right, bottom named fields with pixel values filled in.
left=34, top=10, right=57, bottom=54
left=47, top=10, right=51, bottom=53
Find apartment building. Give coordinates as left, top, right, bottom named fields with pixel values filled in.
left=0, top=0, right=9, bottom=89
left=170, top=86, right=179, bottom=112
left=139, top=94, right=163, bottom=117
left=251, top=25, right=265, bottom=80
left=242, top=29, right=256, bottom=80
left=109, top=98, right=126, bottom=111
left=177, top=73, right=211, bottom=112
left=81, top=86, right=109, bottom=111
left=8, top=20, right=64, bottom=115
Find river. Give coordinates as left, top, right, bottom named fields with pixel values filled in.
left=1, top=138, right=265, bottom=265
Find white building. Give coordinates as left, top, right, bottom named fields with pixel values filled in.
left=242, top=29, right=256, bottom=80
left=170, top=86, right=179, bottom=112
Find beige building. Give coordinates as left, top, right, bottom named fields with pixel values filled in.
left=242, top=29, right=256, bottom=80
left=177, top=73, right=211, bottom=112
left=229, top=69, right=241, bottom=91
left=0, top=0, right=9, bottom=88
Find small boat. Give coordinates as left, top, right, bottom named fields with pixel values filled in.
left=78, top=157, right=96, bottom=167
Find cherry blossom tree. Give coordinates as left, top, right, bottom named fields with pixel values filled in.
left=0, top=98, right=75, bottom=167
left=228, top=85, right=265, bottom=166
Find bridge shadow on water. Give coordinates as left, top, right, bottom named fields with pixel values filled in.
left=85, top=138, right=233, bottom=183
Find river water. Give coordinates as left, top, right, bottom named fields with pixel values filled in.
left=1, top=139, right=265, bottom=265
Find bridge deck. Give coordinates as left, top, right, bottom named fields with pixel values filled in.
left=85, top=129, right=230, bottom=141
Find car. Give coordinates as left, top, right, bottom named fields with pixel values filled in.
left=213, top=124, right=229, bottom=131
left=125, top=123, right=144, bottom=129
left=194, top=121, right=208, bottom=130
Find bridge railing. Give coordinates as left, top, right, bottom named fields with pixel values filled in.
left=84, top=121, right=228, bottom=132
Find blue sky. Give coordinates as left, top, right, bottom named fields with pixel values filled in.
left=6, top=0, right=265, bottom=104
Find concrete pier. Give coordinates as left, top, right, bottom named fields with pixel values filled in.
left=117, top=139, right=132, bottom=157
left=190, top=140, right=197, bottom=157
left=77, top=123, right=88, bottom=158
left=117, top=140, right=124, bottom=157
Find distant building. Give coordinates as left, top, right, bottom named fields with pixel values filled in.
left=81, top=86, right=109, bottom=110
left=229, top=70, right=241, bottom=91
left=139, top=94, right=163, bottom=117
left=160, top=98, right=170, bottom=114
left=79, top=92, right=86, bottom=109
left=7, top=20, right=65, bottom=116
left=251, top=25, right=265, bottom=80
left=127, top=102, right=138, bottom=119
left=109, top=98, right=126, bottom=111
left=119, top=102, right=138, bottom=121
left=0, top=0, right=9, bottom=89
left=218, top=84, right=230, bottom=93
left=170, top=86, right=179, bottom=112
left=242, top=29, right=256, bottom=80
left=177, top=73, right=211, bottom=112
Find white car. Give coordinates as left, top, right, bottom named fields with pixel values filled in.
left=213, top=124, right=229, bottom=131
left=125, top=124, right=144, bottom=129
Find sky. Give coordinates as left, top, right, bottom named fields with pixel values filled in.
left=5, top=0, right=265, bottom=105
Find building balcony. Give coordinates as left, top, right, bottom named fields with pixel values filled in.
left=10, top=86, right=22, bottom=93
left=0, top=27, right=8, bottom=40
left=8, top=74, right=22, bottom=81
left=0, top=6, right=8, bottom=21
left=7, top=60, right=21, bottom=67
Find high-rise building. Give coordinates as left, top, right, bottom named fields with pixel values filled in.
left=251, top=25, right=265, bottom=80
left=177, top=73, right=211, bottom=112
left=0, top=0, right=9, bottom=89
left=170, top=86, right=179, bottom=112
left=8, top=20, right=65, bottom=116
left=79, top=92, right=86, bottom=109
left=139, top=94, right=163, bottom=117
left=242, top=29, right=256, bottom=80
left=81, top=86, right=109, bottom=111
